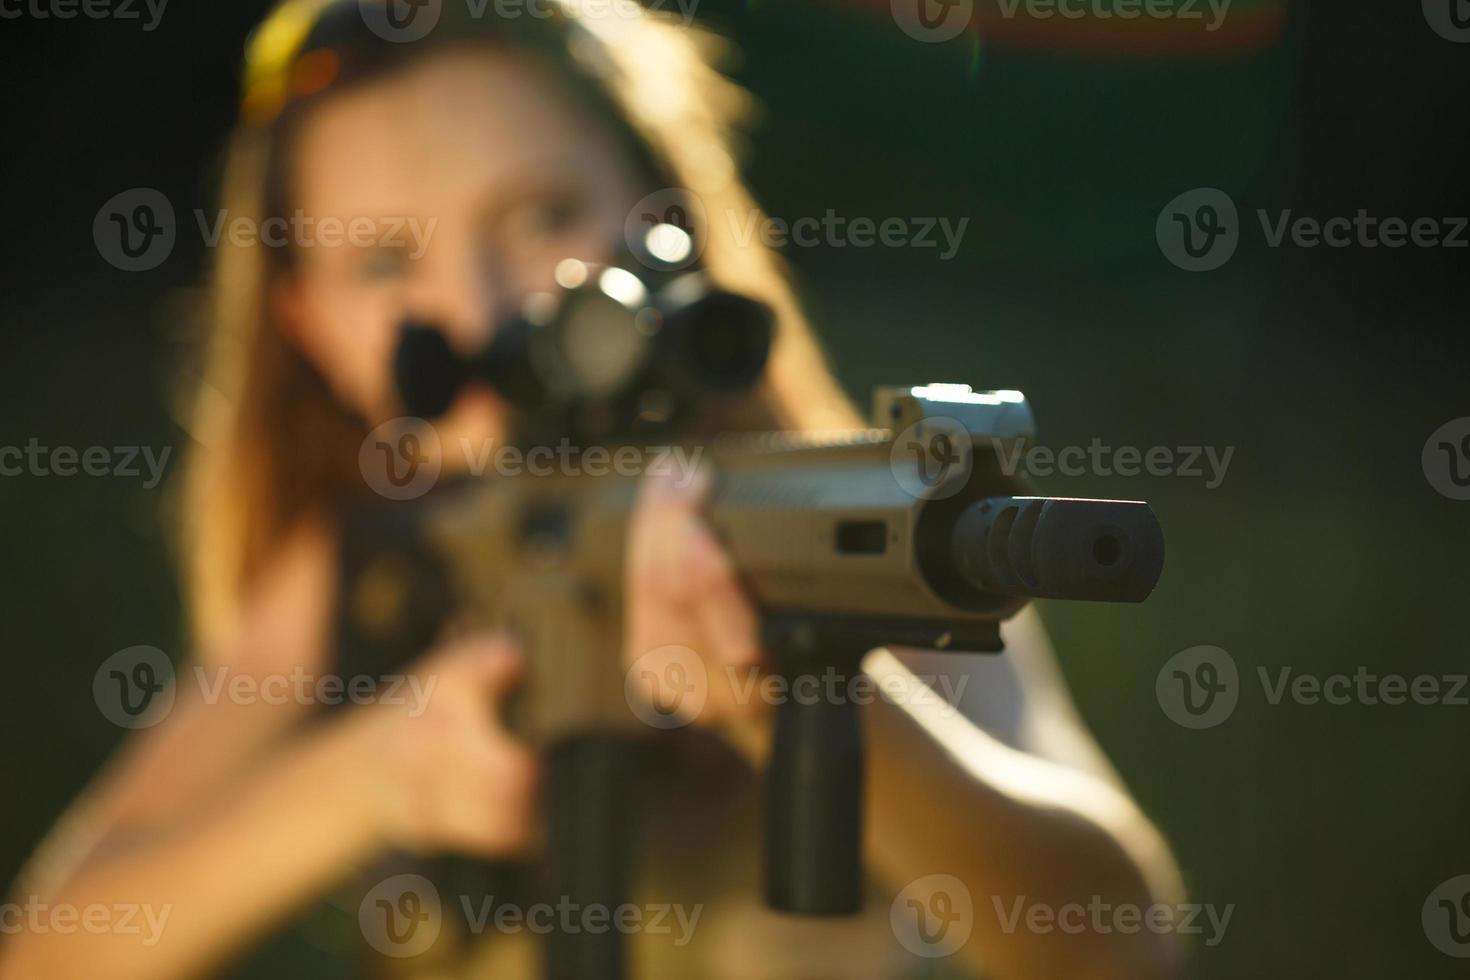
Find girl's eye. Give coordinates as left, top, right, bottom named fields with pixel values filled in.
left=505, top=192, right=587, bottom=242
left=357, top=247, right=410, bottom=282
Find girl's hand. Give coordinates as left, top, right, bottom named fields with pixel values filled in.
left=352, top=635, right=539, bottom=856
left=624, top=468, right=773, bottom=759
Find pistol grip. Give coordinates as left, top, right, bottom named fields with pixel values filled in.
left=764, top=646, right=865, bottom=916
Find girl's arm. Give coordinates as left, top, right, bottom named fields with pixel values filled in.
left=717, top=632, right=1185, bottom=980
left=1, top=519, right=536, bottom=980
left=0, top=708, right=390, bottom=980
left=0, top=636, right=534, bottom=980
left=53, top=522, right=342, bottom=862
left=864, top=631, right=1186, bottom=980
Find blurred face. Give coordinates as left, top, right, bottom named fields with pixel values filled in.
left=274, top=47, right=646, bottom=447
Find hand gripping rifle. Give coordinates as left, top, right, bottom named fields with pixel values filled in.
left=335, top=251, right=1164, bottom=977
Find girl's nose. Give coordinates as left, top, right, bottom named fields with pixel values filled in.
left=403, top=229, right=511, bottom=351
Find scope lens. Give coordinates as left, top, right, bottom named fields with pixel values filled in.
left=554, top=289, right=650, bottom=398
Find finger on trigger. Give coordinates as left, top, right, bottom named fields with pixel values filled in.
left=689, top=521, right=761, bottom=669
left=453, top=635, right=525, bottom=697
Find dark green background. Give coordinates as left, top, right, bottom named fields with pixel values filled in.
left=2, top=1, right=1467, bottom=976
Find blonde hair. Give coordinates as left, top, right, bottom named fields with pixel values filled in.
left=182, top=0, right=858, bottom=646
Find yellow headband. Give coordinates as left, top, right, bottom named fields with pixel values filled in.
left=240, top=0, right=338, bottom=126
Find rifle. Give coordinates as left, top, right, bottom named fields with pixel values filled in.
left=335, top=250, right=1164, bottom=976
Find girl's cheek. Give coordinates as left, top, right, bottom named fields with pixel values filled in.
left=354, top=295, right=412, bottom=418
left=303, top=281, right=405, bottom=423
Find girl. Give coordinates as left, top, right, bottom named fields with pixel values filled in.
left=1, top=1, right=1184, bottom=977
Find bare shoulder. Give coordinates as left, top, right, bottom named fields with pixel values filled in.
left=206, top=515, right=341, bottom=677
left=887, top=608, right=1124, bottom=787
left=996, top=607, right=1125, bottom=787
left=17, top=518, right=346, bottom=893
